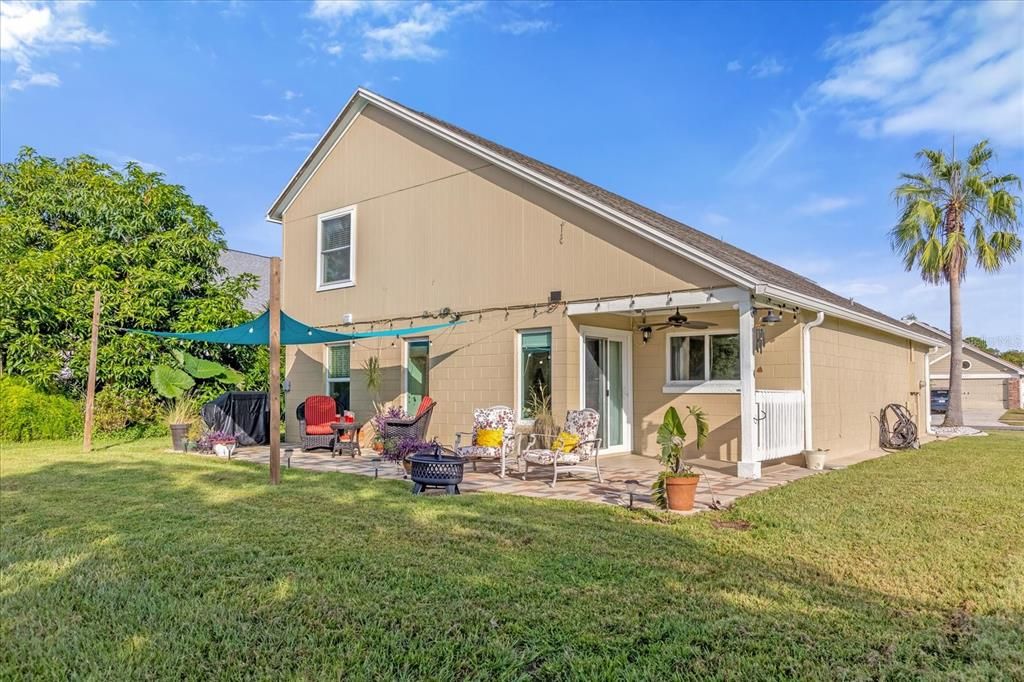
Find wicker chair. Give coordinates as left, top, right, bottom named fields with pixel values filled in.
left=453, top=405, right=516, bottom=478
left=521, top=408, right=603, bottom=486
left=381, top=397, right=436, bottom=444
left=296, top=395, right=339, bottom=452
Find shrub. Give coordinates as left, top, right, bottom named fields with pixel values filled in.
left=0, top=377, right=83, bottom=442
left=94, top=386, right=161, bottom=433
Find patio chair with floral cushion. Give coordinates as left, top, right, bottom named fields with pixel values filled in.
left=453, top=405, right=516, bottom=478
left=381, top=396, right=436, bottom=444
left=521, top=408, right=603, bottom=486
left=297, top=395, right=340, bottom=452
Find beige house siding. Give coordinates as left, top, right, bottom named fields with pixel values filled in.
left=279, top=100, right=930, bottom=462
left=282, top=104, right=730, bottom=442
left=810, top=318, right=927, bottom=456
left=928, top=344, right=1019, bottom=374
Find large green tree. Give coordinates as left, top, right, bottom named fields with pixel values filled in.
left=890, top=140, right=1021, bottom=426
left=0, top=148, right=266, bottom=401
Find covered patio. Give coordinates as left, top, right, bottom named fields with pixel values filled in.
left=209, top=446, right=859, bottom=512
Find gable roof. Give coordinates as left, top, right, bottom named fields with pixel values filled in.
left=267, top=88, right=936, bottom=346
left=905, top=320, right=1024, bottom=374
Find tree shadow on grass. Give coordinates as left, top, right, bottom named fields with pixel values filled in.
left=1, top=454, right=1021, bottom=681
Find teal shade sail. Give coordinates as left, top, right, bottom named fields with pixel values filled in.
left=126, top=311, right=460, bottom=345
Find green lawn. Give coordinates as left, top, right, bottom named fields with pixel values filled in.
left=2, top=435, right=1022, bottom=680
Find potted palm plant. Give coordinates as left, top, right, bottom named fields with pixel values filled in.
left=651, top=405, right=708, bottom=511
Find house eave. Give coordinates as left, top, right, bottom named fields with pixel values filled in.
left=761, top=285, right=939, bottom=347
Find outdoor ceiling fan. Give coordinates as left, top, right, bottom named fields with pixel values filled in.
left=650, top=308, right=718, bottom=331
left=638, top=308, right=717, bottom=343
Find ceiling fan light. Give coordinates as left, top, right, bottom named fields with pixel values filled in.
left=762, top=311, right=781, bottom=326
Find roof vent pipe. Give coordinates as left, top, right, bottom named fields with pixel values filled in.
left=803, top=311, right=826, bottom=451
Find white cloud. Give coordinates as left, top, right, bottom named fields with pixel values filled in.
left=309, top=0, right=399, bottom=22
left=726, top=60, right=741, bottom=72
left=308, top=0, right=485, bottom=62
left=795, top=196, right=857, bottom=216
left=499, top=19, right=551, bottom=35
left=750, top=56, right=785, bottom=78
left=0, top=0, right=109, bottom=90
left=728, top=104, right=808, bottom=183
left=252, top=113, right=300, bottom=124
left=8, top=70, right=59, bottom=90
left=701, top=211, right=730, bottom=227
left=362, top=2, right=482, bottom=61
left=817, top=1, right=1024, bottom=146
left=284, top=131, right=319, bottom=142
left=283, top=89, right=301, bottom=100
left=176, top=152, right=224, bottom=163
left=94, top=149, right=164, bottom=174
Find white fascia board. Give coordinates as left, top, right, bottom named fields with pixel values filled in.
left=760, top=285, right=938, bottom=347
left=565, top=286, right=749, bottom=316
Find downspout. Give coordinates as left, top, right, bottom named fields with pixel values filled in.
left=802, top=312, right=826, bottom=451
left=924, top=347, right=938, bottom=435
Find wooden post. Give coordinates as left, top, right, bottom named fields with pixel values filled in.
left=269, top=257, right=282, bottom=484
left=83, top=290, right=102, bottom=452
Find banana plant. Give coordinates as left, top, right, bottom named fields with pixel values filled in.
left=150, top=348, right=244, bottom=399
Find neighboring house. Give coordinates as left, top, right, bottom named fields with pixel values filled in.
left=266, top=88, right=937, bottom=478
left=219, top=248, right=271, bottom=313
left=903, top=318, right=1024, bottom=411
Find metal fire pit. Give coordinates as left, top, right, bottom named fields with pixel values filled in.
left=406, top=445, right=464, bottom=495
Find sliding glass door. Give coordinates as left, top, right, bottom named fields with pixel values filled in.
left=581, top=327, right=632, bottom=453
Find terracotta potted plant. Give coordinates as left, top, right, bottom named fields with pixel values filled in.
left=651, top=405, right=708, bottom=512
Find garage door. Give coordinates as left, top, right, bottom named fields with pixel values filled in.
left=962, top=379, right=1008, bottom=410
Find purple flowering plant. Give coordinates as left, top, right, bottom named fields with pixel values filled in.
left=196, top=430, right=237, bottom=453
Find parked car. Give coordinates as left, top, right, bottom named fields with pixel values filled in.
left=931, top=389, right=950, bottom=414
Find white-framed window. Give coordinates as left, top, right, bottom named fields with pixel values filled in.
left=317, top=205, right=356, bottom=291
left=325, top=343, right=351, bottom=411
left=664, top=330, right=741, bottom=393
left=516, top=328, right=552, bottom=420
left=961, top=359, right=972, bottom=370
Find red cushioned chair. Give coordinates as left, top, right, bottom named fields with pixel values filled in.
left=296, top=395, right=340, bottom=451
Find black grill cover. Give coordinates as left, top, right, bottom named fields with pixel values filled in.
left=201, top=391, right=270, bottom=445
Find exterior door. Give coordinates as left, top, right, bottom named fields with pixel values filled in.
left=405, top=338, right=430, bottom=414
left=581, top=326, right=632, bottom=453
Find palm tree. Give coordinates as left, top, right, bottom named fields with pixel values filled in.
left=891, top=140, right=1021, bottom=426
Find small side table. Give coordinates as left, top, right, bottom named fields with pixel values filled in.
left=330, top=422, right=363, bottom=458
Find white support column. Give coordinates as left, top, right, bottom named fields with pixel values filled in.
left=737, top=295, right=760, bottom=479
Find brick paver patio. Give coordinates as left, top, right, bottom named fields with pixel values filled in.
left=208, top=444, right=856, bottom=513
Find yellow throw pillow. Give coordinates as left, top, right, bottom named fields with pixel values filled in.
left=475, top=428, right=503, bottom=448
left=551, top=431, right=581, bottom=453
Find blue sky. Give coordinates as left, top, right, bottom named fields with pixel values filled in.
left=2, top=0, right=1022, bottom=345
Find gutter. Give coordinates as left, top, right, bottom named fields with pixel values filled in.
left=802, top=312, right=826, bottom=450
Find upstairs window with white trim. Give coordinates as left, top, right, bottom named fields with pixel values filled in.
left=665, top=331, right=741, bottom=392
left=317, top=206, right=356, bottom=290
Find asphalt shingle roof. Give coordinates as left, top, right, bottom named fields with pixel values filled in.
left=377, top=93, right=911, bottom=331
